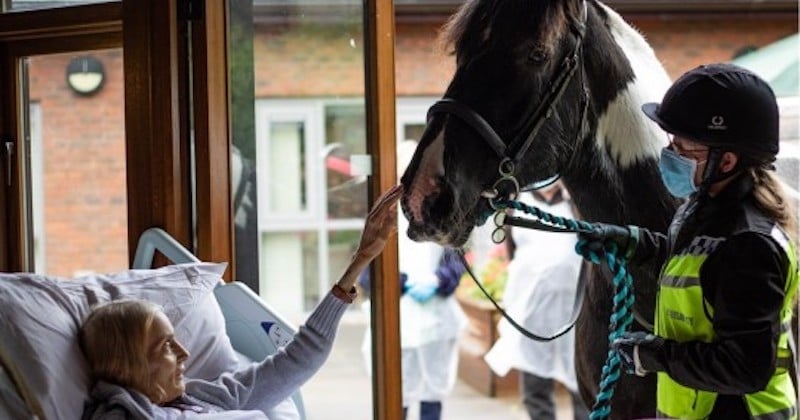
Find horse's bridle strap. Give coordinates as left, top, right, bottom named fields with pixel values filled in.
left=427, top=99, right=507, bottom=157
left=426, top=2, right=587, bottom=169
left=508, top=18, right=586, bottom=164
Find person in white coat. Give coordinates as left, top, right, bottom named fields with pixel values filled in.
left=359, top=140, right=467, bottom=420
left=484, top=181, right=588, bottom=420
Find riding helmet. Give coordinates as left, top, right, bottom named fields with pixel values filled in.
left=642, top=63, right=779, bottom=163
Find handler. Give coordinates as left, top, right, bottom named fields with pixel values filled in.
left=578, top=63, right=798, bottom=419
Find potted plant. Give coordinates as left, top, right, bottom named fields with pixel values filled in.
left=455, top=245, right=518, bottom=397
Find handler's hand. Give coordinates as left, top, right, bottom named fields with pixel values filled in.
left=612, top=331, right=665, bottom=377
left=575, top=223, right=639, bottom=262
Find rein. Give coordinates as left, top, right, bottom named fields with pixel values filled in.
left=457, top=200, right=593, bottom=342
left=463, top=196, right=636, bottom=420
left=460, top=199, right=598, bottom=343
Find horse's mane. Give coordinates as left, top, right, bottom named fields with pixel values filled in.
left=438, top=0, right=577, bottom=59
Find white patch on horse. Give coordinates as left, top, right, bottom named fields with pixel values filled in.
left=595, top=2, right=672, bottom=167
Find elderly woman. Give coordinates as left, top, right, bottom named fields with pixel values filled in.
left=79, top=185, right=402, bottom=419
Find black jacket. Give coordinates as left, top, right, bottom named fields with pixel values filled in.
left=634, top=173, right=794, bottom=417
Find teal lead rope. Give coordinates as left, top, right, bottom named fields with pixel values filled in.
left=488, top=198, right=636, bottom=420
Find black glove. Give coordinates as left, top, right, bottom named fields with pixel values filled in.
left=576, top=223, right=639, bottom=262
left=611, top=331, right=665, bottom=376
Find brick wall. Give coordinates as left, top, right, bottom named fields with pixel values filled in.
left=28, top=49, right=127, bottom=277
left=252, top=14, right=797, bottom=97
left=632, top=15, right=797, bottom=78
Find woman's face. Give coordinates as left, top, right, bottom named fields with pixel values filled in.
left=669, top=135, right=709, bottom=185
left=146, top=310, right=190, bottom=404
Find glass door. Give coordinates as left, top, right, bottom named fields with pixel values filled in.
left=228, top=2, right=378, bottom=416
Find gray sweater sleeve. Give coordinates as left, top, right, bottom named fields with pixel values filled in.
left=185, top=290, right=348, bottom=412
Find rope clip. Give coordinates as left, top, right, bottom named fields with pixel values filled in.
left=486, top=158, right=520, bottom=211
left=491, top=211, right=507, bottom=243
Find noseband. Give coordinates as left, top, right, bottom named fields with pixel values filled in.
left=426, top=3, right=588, bottom=205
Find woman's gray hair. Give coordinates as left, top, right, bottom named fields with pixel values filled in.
left=79, top=299, right=167, bottom=403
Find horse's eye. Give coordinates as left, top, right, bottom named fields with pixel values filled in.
left=527, top=46, right=548, bottom=63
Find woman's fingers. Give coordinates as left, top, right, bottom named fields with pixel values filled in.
left=367, top=185, right=403, bottom=227
left=370, top=184, right=403, bottom=217
left=359, top=185, right=404, bottom=255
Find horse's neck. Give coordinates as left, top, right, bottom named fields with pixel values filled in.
left=564, top=165, right=675, bottom=231
left=566, top=84, right=676, bottom=230
left=563, top=1, right=676, bottom=230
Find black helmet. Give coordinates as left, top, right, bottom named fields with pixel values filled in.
left=642, top=63, right=779, bottom=163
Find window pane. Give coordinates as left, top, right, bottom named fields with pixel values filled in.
left=267, top=121, right=307, bottom=213
left=325, top=104, right=367, bottom=219
left=260, top=231, right=319, bottom=312
left=25, top=49, right=126, bottom=276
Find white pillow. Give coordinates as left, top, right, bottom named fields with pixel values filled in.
left=176, top=286, right=240, bottom=381
left=0, top=262, right=227, bottom=420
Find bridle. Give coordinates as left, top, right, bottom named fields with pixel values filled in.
left=428, top=2, right=594, bottom=342
left=425, top=1, right=589, bottom=207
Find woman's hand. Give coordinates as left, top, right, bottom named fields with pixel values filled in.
left=335, top=184, right=403, bottom=295
left=355, top=184, right=403, bottom=260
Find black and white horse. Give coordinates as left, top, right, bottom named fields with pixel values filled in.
left=399, top=0, right=679, bottom=417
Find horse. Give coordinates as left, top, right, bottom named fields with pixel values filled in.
left=399, top=0, right=679, bottom=417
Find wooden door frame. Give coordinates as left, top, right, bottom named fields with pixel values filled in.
left=364, top=0, right=403, bottom=417
left=122, top=0, right=196, bottom=267
left=190, top=0, right=234, bottom=278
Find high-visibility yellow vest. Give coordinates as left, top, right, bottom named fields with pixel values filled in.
left=655, top=226, right=798, bottom=419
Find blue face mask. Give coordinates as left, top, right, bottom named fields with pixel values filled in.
left=659, top=147, right=699, bottom=198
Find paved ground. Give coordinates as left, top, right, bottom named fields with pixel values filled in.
left=299, top=314, right=574, bottom=420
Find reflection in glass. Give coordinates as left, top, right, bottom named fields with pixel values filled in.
left=325, top=104, right=367, bottom=219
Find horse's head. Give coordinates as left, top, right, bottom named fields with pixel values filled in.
left=401, top=0, right=590, bottom=246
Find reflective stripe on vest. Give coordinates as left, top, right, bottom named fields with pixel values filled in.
left=655, top=226, right=798, bottom=419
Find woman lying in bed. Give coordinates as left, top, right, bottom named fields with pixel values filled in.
left=78, top=185, right=403, bottom=420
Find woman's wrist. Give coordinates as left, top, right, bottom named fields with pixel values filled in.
left=331, top=283, right=357, bottom=303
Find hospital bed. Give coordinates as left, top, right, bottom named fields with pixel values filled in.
left=0, top=227, right=306, bottom=419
